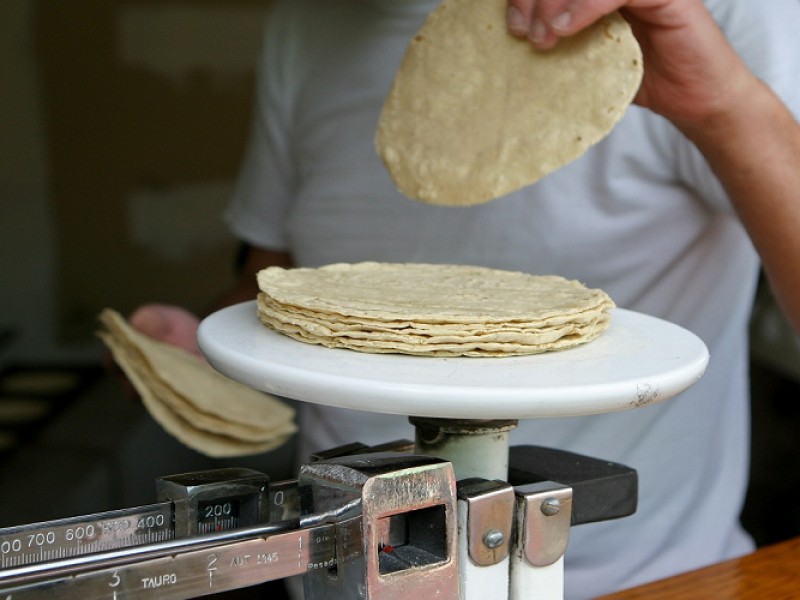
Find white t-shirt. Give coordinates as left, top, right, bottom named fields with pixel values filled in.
left=225, top=1, right=800, bottom=597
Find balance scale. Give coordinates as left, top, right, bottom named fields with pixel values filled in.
left=0, top=303, right=708, bottom=600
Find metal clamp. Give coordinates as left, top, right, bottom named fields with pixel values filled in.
left=156, top=468, right=269, bottom=538
left=457, top=479, right=515, bottom=567
left=514, top=481, right=573, bottom=567
left=301, top=452, right=459, bottom=600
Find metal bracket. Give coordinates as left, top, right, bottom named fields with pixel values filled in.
left=514, top=481, right=573, bottom=567
left=155, top=468, right=269, bottom=537
left=457, top=479, right=515, bottom=567
left=300, top=452, right=459, bottom=600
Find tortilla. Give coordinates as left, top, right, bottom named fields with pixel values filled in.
left=376, top=1, right=643, bottom=205
left=257, top=262, right=614, bottom=357
left=99, top=309, right=296, bottom=457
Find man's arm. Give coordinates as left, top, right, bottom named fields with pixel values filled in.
left=507, top=0, right=800, bottom=332
left=686, top=80, right=800, bottom=333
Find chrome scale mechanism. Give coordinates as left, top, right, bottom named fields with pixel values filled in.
left=0, top=440, right=637, bottom=600
left=0, top=442, right=460, bottom=600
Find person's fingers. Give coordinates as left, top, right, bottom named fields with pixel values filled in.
left=507, top=0, right=535, bottom=37
left=542, top=0, right=636, bottom=35
left=507, top=0, right=561, bottom=47
left=510, top=0, right=635, bottom=48
left=129, top=304, right=171, bottom=340
left=129, top=303, right=203, bottom=356
left=507, top=0, right=576, bottom=48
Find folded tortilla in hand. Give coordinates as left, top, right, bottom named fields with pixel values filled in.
left=99, top=309, right=296, bottom=458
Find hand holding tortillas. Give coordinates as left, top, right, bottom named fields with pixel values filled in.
left=99, top=309, right=296, bottom=458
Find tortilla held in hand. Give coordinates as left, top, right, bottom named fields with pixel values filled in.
left=99, top=309, right=296, bottom=458
left=257, top=262, right=615, bottom=357
left=376, top=0, right=643, bottom=206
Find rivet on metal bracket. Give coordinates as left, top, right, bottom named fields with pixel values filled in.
left=457, top=479, right=515, bottom=567
left=515, top=481, right=573, bottom=567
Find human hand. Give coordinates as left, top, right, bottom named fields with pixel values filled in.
left=129, top=303, right=203, bottom=358
left=505, top=0, right=758, bottom=131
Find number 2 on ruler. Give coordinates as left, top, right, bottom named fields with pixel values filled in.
left=208, top=554, right=218, bottom=587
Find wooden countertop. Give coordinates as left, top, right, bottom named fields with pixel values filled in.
left=597, top=537, right=800, bottom=599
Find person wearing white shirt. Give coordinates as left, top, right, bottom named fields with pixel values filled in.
left=131, top=1, right=800, bottom=597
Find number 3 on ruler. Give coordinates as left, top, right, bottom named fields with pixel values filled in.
left=109, top=569, right=121, bottom=599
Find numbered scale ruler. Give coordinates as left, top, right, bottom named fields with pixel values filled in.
left=0, top=503, right=174, bottom=569
left=0, top=468, right=351, bottom=599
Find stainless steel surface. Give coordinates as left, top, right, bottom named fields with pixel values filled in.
left=0, top=518, right=349, bottom=599
left=1, top=440, right=637, bottom=600
left=156, top=468, right=269, bottom=537
left=457, top=479, right=515, bottom=567
left=0, top=503, right=175, bottom=569
left=1, top=453, right=464, bottom=600
left=0, top=468, right=287, bottom=572
left=301, top=453, right=459, bottom=600
left=515, top=482, right=573, bottom=568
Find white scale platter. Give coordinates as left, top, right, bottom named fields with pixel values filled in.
left=198, top=302, right=709, bottom=420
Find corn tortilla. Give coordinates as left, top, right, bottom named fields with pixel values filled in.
left=99, top=309, right=296, bottom=457
left=376, top=1, right=643, bottom=205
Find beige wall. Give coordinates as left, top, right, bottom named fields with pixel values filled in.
left=1, top=0, right=270, bottom=360
left=1, top=0, right=57, bottom=361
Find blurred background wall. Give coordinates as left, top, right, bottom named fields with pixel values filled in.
left=0, top=0, right=300, bottom=530
left=1, top=0, right=271, bottom=362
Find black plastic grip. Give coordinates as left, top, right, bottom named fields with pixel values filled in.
left=508, top=445, right=638, bottom=526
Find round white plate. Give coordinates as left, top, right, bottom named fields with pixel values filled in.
left=198, top=302, right=708, bottom=420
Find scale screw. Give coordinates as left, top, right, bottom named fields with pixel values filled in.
left=541, top=497, right=561, bottom=516
left=483, top=529, right=505, bottom=549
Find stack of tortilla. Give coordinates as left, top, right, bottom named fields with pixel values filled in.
left=99, top=309, right=296, bottom=457
left=257, top=262, right=614, bottom=357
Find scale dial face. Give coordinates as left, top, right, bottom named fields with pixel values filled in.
left=198, top=302, right=708, bottom=420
